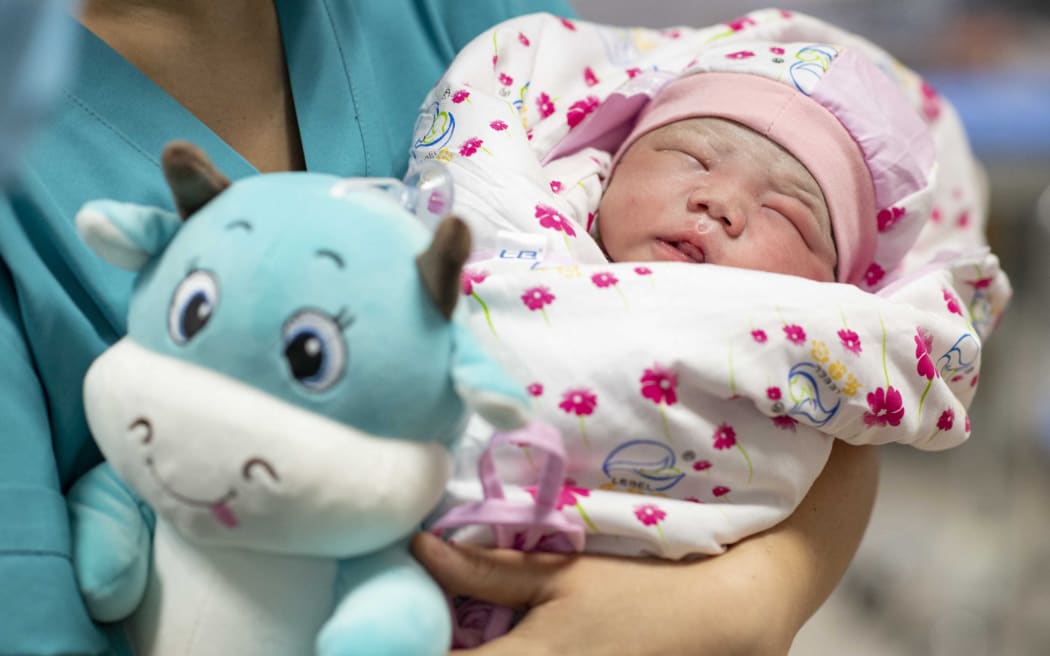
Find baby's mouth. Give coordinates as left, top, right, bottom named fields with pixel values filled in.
left=661, top=239, right=706, bottom=263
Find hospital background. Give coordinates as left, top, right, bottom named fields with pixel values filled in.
left=570, top=1, right=1050, bottom=654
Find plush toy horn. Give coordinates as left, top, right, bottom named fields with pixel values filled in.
left=416, top=216, right=471, bottom=319
left=161, top=141, right=231, bottom=219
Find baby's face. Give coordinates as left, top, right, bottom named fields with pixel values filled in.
left=598, top=117, right=837, bottom=282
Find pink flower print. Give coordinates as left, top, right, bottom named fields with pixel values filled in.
left=559, top=388, right=597, bottom=445
left=490, top=119, right=508, bottom=132
left=559, top=388, right=596, bottom=416
left=772, top=415, right=799, bottom=431
left=536, top=92, right=555, bottom=119
left=864, top=262, right=885, bottom=288
left=535, top=204, right=576, bottom=237
left=640, top=366, right=678, bottom=405
left=583, top=66, right=599, bottom=86
left=567, top=95, right=599, bottom=129
left=713, top=423, right=736, bottom=450
left=626, top=67, right=642, bottom=79
left=633, top=503, right=666, bottom=545
left=525, top=480, right=590, bottom=510
left=460, top=268, right=488, bottom=296
left=783, top=324, right=806, bottom=345
left=838, top=329, right=862, bottom=355
left=915, top=327, right=938, bottom=381
left=727, top=16, right=756, bottom=31
left=928, top=407, right=961, bottom=447
left=634, top=266, right=652, bottom=276
left=970, top=374, right=979, bottom=388
left=877, top=206, right=906, bottom=232
left=451, top=90, right=470, bottom=104
left=661, top=29, right=681, bottom=39
left=491, top=54, right=498, bottom=68
left=461, top=269, right=496, bottom=336
left=937, top=408, right=955, bottom=431
left=521, top=286, right=555, bottom=325
left=685, top=497, right=702, bottom=504
left=641, top=365, right=678, bottom=443
left=549, top=180, right=563, bottom=193
left=458, top=137, right=484, bottom=157
left=592, top=271, right=629, bottom=307
left=863, top=386, right=905, bottom=427
left=498, top=72, right=513, bottom=87
left=712, top=485, right=731, bottom=498
left=770, top=46, right=785, bottom=55
left=527, top=382, right=543, bottom=397
left=931, top=207, right=942, bottom=223
left=712, top=424, right=752, bottom=490
left=726, top=50, right=756, bottom=60
left=693, top=460, right=712, bottom=472
left=966, top=276, right=994, bottom=291
left=517, top=32, right=530, bottom=47
left=920, top=80, right=942, bottom=121
left=766, top=386, right=782, bottom=401
left=560, top=17, right=577, bottom=31
left=943, top=289, right=963, bottom=315
left=965, top=415, right=971, bottom=433
left=521, top=286, right=555, bottom=311
left=751, top=329, right=768, bottom=343
left=956, top=211, right=970, bottom=228
left=526, top=479, right=599, bottom=532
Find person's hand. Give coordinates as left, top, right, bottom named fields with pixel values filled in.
left=411, top=531, right=793, bottom=656
left=414, top=441, right=879, bottom=655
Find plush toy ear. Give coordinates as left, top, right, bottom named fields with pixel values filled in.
left=76, top=200, right=183, bottom=271
left=449, top=325, right=531, bottom=431
left=161, top=141, right=231, bottom=218
left=416, top=216, right=471, bottom=319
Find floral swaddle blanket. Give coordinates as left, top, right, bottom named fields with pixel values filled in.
left=412, top=10, right=1011, bottom=558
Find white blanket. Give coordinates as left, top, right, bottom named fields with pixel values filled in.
left=411, top=10, right=1011, bottom=558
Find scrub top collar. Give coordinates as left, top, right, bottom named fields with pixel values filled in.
left=67, top=0, right=375, bottom=181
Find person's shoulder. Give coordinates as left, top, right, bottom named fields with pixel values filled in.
left=372, top=0, right=576, bottom=48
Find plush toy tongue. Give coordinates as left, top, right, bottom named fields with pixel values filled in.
left=211, top=502, right=239, bottom=528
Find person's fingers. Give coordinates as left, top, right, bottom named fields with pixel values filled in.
left=450, top=634, right=556, bottom=656
left=411, top=532, right=571, bottom=609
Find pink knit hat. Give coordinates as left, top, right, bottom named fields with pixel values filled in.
left=608, top=43, right=936, bottom=290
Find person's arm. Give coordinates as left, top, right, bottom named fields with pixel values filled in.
left=0, top=256, right=109, bottom=656
left=412, top=440, right=879, bottom=655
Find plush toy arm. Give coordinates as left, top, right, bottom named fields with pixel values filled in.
left=450, top=324, right=530, bottom=431
left=316, top=543, right=450, bottom=656
left=67, top=462, right=155, bottom=622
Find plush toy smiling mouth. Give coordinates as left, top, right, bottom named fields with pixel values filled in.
left=144, top=456, right=240, bottom=528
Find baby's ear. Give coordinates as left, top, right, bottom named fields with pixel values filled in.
left=76, top=200, right=183, bottom=271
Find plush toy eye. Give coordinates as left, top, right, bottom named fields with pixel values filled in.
left=168, top=270, right=219, bottom=344
left=282, top=310, right=347, bottom=392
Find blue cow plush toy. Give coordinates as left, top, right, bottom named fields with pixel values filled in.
left=67, top=142, right=528, bottom=656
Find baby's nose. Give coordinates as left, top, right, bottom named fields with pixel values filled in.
left=688, top=189, right=747, bottom=237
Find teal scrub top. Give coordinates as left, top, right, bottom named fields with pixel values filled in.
left=0, top=1, right=574, bottom=653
